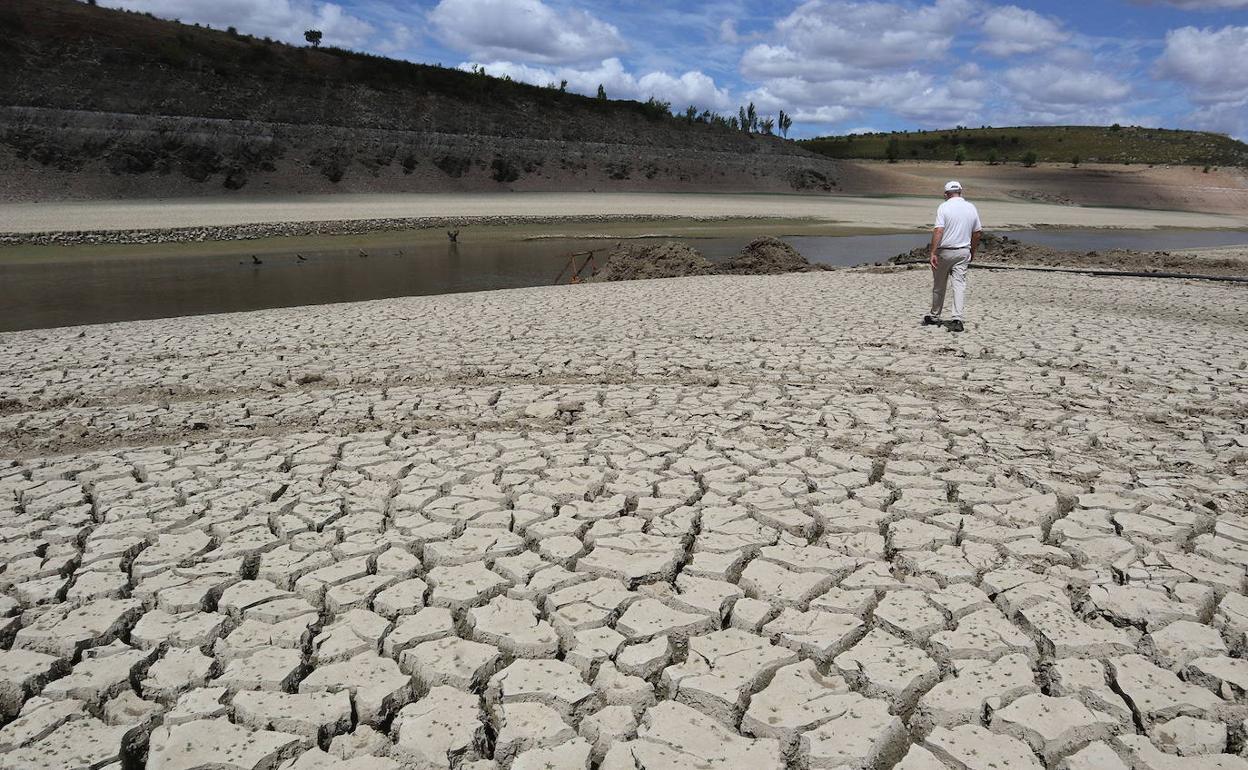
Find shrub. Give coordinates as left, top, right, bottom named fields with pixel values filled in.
left=490, top=157, right=519, bottom=183
left=640, top=97, right=672, bottom=121
left=885, top=137, right=900, bottom=163
left=107, top=144, right=157, bottom=175
left=1022, top=151, right=1038, bottom=168
left=1071, top=154, right=1080, bottom=168
left=434, top=155, right=472, bottom=177
left=177, top=143, right=223, bottom=181
left=954, top=145, right=966, bottom=165
left=401, top=153, right=418, bottom=174
left=319, top=159, right=344, bottom=182
left=222, top=168, right=247, bottom=189
left=309, top=147, right=347, bottom=182
left=605, top=162, right=630, bottom=180
left=986, top=150, right=999, bottom=166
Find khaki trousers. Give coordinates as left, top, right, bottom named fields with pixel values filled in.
left=931, top=248, right=970, bottom=321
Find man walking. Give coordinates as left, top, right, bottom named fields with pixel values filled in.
left=923, top=180, right=981, bottom=332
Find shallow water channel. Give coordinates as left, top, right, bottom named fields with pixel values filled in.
left=4, top=228, right=1248, bottom=332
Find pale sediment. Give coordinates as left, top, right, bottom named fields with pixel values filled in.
left=2, top=191, right=1244, bottom=243
left=1, top=268, right=1247, bottom=769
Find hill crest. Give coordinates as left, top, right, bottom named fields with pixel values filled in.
left=801, top=125, right=1248, bottom=167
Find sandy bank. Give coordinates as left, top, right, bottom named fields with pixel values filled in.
left=1, top=192, right=1244, bottom=239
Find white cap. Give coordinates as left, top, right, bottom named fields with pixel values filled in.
left=944, top=180, right=963, bottom=192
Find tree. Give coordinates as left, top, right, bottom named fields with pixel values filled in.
left=596, top=84, right=607, bottom=100
left=954, top=145, right=966, bottom=166
left=684, top=105, right=698, bottom=123
left=760, top=117, right=775, bottom=135
left=986, top=150, right=999, bottom=166
left=738, top=106, right=749, bottom=133
left=778, top=110, right=793, bottom=138
left=304, top=29, right=322, bottom=47
left=746, top=102, right=758, bottom=132
left=1022, top=150, right=1038, bottom=168
left=885, top=137, right=900, bottom=164
left=1071, top=154, right=1080, bottom=168
left=559, top=80, right=567, bottom=92
left=642, top=97, right=671, bottom=119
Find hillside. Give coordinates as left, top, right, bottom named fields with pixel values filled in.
left=802, top=126, right=1248, bottom=167
left=0, top=0, right=837, bottom=200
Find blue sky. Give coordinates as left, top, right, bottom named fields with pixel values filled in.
left=101, top=0, right=1248, bottom=139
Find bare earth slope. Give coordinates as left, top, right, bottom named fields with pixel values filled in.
left=0, top=1, right=839, bottom=200
left=835, top=160, right=1248, bottom=216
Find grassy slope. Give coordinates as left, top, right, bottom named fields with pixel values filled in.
left=801, top=126, right=1248, bottom=167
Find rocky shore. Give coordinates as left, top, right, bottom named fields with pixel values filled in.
left=891, top=231, right=1248, bottom=278
left=0, top=213, right=743, bottom=248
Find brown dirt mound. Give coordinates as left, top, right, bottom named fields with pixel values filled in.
left=591, top=236, right=830, bottom=282
left=590, top=241, right=715, bottom=282
left=717, top=236, right=829, bottom=275
left=889, top=232, right=1248, bottom=277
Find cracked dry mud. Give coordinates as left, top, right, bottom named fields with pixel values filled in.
left=1, top=267, right=1247, bottom=769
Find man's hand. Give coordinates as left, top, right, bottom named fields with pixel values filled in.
left=930, top=226, right=944, bottom=271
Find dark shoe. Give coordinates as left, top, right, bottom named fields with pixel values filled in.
left=921, top=315, right=940, bottom=326
left=946, top=320, right=965, bottom=333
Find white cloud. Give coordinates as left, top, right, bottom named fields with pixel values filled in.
left=1155, top=25, right=1248, bottom=104
left=1003, top=62, right=1131, bottom=110
left=462, top=58, right=734, bottom=110
left=102, top=0, right=374, bottom=47
left=752, top=0, right=974, bottom=70
left=1185, top=101, right=1248, bottom=141
left=737, top=0, right=989, bottom=132
left=790, top=105, right=858, bottom=125
left=740, top=43, right=854, bottom=81
left=430, top=0, right=624, bottom=64
left=978, top=6, right=1068, bottom=57
left=372, top=24, right=414, bottom=56
left=747, top=67, right=984, bottom=127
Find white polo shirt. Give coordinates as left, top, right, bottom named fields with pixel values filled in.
left=934, top=197, right=982, bottom=249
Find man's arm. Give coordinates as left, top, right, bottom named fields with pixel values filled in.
left=930, top=227, right=944, bottom=269
left=970, top=228, right=981, bottom=262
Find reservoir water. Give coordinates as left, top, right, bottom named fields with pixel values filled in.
left=3, top=228, right=1247, bottom=331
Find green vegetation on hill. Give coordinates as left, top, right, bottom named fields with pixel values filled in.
left=801, top=126, right=1248, bottom=167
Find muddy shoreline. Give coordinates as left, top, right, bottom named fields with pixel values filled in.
left=890, top=233, right=1248, bottom=278
left=0, top=213, right=755, bottom=248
